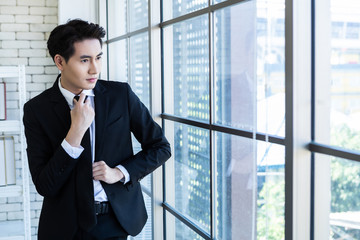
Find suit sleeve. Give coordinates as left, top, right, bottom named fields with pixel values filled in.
left=23, top=102, right=78, bottom=197
left=120, top=84, right=171, bottom=184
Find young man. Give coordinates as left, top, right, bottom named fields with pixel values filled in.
left=23, top=19, right=171, bottom=240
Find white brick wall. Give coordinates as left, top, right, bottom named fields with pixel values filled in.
left=0, top=1, right=58, bottom=239
left=16, top=15, right=43, bottom=23
left=0, top=32, right=16, bottom=40
left=0, top=6, right=29, bottom=15
left=17, top=0, right=45, bottom=6
left=0, top=0, right=16, bottom=6
left=1, top=23, right=29, bottom=32
left=0, top=15, right=15, bottom=22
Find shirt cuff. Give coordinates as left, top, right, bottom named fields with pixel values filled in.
left=61, top=139, right=84, bottom=159
left=116, top=165, right=130, bottom=184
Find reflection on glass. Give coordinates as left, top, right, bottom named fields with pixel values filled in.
left=165, top=120, right=211, bottom=234
left=329, top=0, right=360, bottom=151
left=164, top=14, right=209, bottom=122
left=107, top=0, right=127, bottom=39
left=108, top=40, right=128, bottom=82
left=130, top=33, right=150, bottom=108
left=215, top=132, right=284, bottom=239
left=214, top=2, right=256, bottom=131
left=163, top=0, right=207, bottom=22
left=256, top=0, right=285, bottom=137
left=330, top=157, right=360, bottom=239
left=215, top=132, right=256, bottom=239
left=166, top=212, right=204, bottom=240
left=129, top=0, right=148, bottom=31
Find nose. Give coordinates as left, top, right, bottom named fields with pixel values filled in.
left=89, top=59, right=101, bottom=75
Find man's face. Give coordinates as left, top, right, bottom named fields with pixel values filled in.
left=59, top=39, right=103, bottom=94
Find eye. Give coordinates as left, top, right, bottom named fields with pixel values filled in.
left=81, top=59, right=89, bottom=63
left=96, top=56, right=102, bottom=60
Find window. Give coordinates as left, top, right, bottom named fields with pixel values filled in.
left=162, top=1, right=285, bottom=239
left=101, top=1, right=152, bottom=240
left=100, top=0, right=360, bottom=239
left=312, top=0, right=360, bottom=239
left=102, top=0, right=286, bottom=239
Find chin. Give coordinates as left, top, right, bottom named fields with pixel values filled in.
left=85, top=82, right=97, bottom=89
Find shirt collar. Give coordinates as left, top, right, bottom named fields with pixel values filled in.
left=58, top=77, right=95, bottom=107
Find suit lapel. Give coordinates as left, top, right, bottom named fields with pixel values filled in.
left=93, top=81, right=108, bottom=162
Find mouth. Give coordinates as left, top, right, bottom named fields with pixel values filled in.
left=86, top=78, right=97, bottom=83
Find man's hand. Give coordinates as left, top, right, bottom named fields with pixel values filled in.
left=92, top=161, right=125, bottom=184
left=65, top=93, right=95, bottom=147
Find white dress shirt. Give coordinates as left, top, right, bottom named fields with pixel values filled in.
left=58, top=79, right=130, bottom=202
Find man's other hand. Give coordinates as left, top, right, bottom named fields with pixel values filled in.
left=92, top=161, right=125, bottom=184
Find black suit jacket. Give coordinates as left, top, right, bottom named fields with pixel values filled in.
left=23, top=76, right=171, bottom=239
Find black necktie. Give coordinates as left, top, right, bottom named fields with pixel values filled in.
left=74, top=95, right=88, bottom=103
left=75, top=128, right=96, bottom=230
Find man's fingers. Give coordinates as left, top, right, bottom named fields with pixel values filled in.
left=79, top=93, right=87, bottom=103
left=93, top=171, right=101, bottom=180
left=73, top=93, right=88, bottom=105
left=93, top=161, right=106, bottom=168
left=92, top=161, right=107, bottom=175
left=92, top=161, right=122, bottom=184
left=93, top=168, right=106, bottom=179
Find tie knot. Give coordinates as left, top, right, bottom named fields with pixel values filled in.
left=74, top=95, right=88, bottom=102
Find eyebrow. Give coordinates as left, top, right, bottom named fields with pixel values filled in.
left=80, top=52, right=103, bottom=59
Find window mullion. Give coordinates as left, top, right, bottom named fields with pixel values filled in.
left=285, top=0, right=312, bottom=239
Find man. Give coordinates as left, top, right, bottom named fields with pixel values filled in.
left=23, top=19, right=171, bottom=240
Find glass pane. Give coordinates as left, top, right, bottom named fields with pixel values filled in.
left=327, top=0, right=360, bottom=150
left=214, top=2, right=256, bottom=131
left=129, top=0, right=148, bottom=31
left=213, top=0, right=227, bottom=4
left=107, top=0, right=127, bottom=39
left=315, top=154, right=360, bottom=239
left=108, top=40, right=128, bottom=82
left=215, top=132, right=285, bottom=239
left=165, top=212, right=204, bottom=240
left=163, top=0, right=208, bottom=22
left=141, top=174, right=152, bottom=192
left=100, top=43, right=108, bottom=80
left=130, top=33, right=150, bottom=109
left=256, top=141, right=285, bottom=240
left=330, top=157, right=360, bottom=239
left=164, top=120, right=211, bottom=234
left=132, top=133, right=152, bottom=192
left=164, top=15, right=209, bottom=122
left=256, top=0, right=285, bottom=136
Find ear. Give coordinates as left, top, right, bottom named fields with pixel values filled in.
left=54, top=54, right=65, bottom=71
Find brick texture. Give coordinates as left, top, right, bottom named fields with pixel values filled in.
left=0, top=1, right=58, bottom=239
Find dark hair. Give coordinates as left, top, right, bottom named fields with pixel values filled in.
left=47, top=19, right=106, bottom=62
